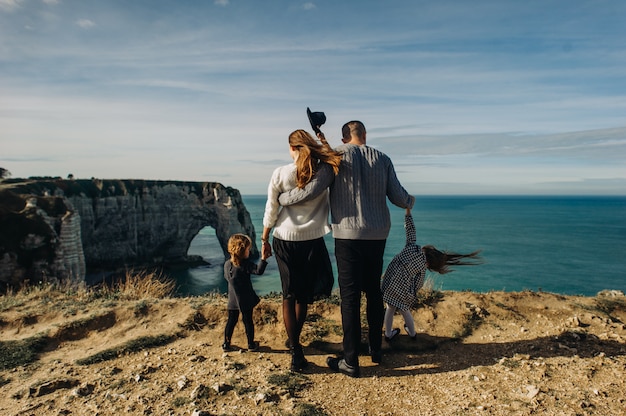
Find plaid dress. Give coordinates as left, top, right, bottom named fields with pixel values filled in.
left=381, top=214, right=427, bottom=310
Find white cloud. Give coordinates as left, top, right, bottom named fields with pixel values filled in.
left=75, top=18, right=95, bottom=29
left=2, top=1, right=625, bottom=195
left=0, top=0, right=23, bottom=12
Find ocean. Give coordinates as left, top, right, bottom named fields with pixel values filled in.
left=171, top=195, right=626, bottom=297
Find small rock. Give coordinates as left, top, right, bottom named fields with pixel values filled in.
left=525, top=385, right=539, bottom=399
left=190, top=384, right=209, bottom=400
left=253, top=392, right=267, bottom=404
left=31, top=378, right=80, bottom=397
left=597, top=289, right=625, bottom=297
left=71, top=383, right=95, bottom=397
left=177, top=376, right=188, bottom=390
left=212, top=382, right=231, bottom=393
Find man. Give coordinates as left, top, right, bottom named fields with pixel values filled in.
left=279, top=120, right=414, bottom=377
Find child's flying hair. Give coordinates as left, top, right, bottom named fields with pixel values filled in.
left=227, top=233, right=252, bottom=267
left=423, top=245, right=483, bottom=274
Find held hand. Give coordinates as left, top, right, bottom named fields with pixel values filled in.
left=261, top=241, right=272, bottom=259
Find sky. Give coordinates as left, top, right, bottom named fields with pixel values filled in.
left=1, top=0, right=625, bottom=196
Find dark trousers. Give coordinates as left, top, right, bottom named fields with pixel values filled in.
left=334, top=238, right=386, bottom=367
left=224, top=309, right=255, bottom=345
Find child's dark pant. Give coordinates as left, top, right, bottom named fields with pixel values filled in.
left=224, top=309, right=255, bottom=345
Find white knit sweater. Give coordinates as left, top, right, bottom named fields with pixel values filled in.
left=262, top=163, right=331, bottom=242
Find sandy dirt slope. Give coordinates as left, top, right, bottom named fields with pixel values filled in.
left=1, top=290, right=625, bottom=415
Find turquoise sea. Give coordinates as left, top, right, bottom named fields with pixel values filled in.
left=171, top=195, right=626, bottom=297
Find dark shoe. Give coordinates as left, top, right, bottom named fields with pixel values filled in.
left=326, top=357, right=360, bottom=378
left=404, top=325, right=417, bottom=340
left=290, top=345, right=309, bottom=372
left=384, top=328, right=401, bottom=342
left=247, top=341, right=259, bottom=352
left=369, top=348, right=382, bottom=364
left=222, top=342, right=232, bottom=352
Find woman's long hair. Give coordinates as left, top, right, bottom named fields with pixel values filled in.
left=288, top=129, right=343, bottom=189
left=423, top=246, right=483, bottom=274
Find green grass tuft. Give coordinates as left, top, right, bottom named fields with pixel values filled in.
left=76, top=333, right=178, bottom=365
left=293, top=402, right=329, bottom=416
left=0, top=334, right=49, bottom=370
left=267, top=372, right=311, bottom=396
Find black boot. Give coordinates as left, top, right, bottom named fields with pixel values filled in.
left=290, top=344, right=308, bottom=372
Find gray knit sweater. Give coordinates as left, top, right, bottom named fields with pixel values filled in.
left=279, top=143, right=415, bottom=240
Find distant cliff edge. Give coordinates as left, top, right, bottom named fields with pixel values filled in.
left=0, top=178, right=256, bottom=290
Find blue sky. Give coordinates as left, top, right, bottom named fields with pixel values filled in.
left=1, top=0, right=625, bottom=195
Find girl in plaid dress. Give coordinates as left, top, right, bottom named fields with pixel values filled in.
left=382, top=208, right=482, bottom=340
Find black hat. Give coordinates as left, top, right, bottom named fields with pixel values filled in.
left=307, top=107, right=326, bottom=135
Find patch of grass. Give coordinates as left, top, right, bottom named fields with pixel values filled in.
left=172, top=396, right=190, bottom=407
left=293, top=403, right=329, bottom=416
left=0, top=291, right=25, bottom=312
left=133, top=299, right=150, bottom=317
left=0, top=334, right=49, bottom=370
left=76, top=333, right=179, bottom=365
left=325, top=290, right=341, bottom=306
left=111, top=270, right=176, bottom=300
left=414, top=277, right=444, bottom=307
left=574, top=293, right=626, bottom=323
left=226, top=362, right=246, bottom=371
left=188, top=291, right=223, bottom=309
left=595, top=296, right=626, bottom=315
left=1, top=271, right=174, bottom=318
left=262, top=292, right=283, bottom=301
left=231, top=379, right=255, bottom=395
left=267, top=372, right=311, bottom=397
left=179, top=311, right=209, bottom=331
left=303, top=314, right=342, bottom=342
left=500, top=358, right=521, bottom=369
left=452, top=304, right=487, bottom=339
left=255, top=303, right=279, bottom=325
left=109, top=378, right=128, bottom=390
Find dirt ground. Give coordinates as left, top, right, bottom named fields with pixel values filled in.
left=1, top=288, right=625, bottom=416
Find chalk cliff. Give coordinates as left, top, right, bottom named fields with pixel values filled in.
left=0, top=179, right=256, bottom=289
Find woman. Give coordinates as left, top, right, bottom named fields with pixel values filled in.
left=261, top=129, right=342, bottom=372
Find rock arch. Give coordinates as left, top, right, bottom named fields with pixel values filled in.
left=0, top=179, right=257, bottom=289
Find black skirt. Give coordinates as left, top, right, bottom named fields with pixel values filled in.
left=273, top=237, right=334, bottom=303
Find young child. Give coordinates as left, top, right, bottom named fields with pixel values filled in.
left=382, top=208, right=482, bottom=341
left=223, top=233, right=270, bottom=352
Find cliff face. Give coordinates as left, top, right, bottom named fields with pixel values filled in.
left=0, top=190, right=86, bottom=288
left=0, top=179, right=256, bottom=289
